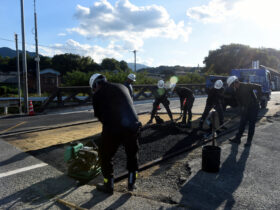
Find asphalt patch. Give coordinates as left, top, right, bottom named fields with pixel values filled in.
left=28, top=122, right=204, bottom=178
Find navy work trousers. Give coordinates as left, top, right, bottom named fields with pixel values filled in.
left=99, top=129, right=140, bottom=179
left=236, top=104, right=259, bottom=140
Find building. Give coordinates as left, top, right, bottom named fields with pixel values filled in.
left=40, top=68, right=61, bottom=93
left=0, top=71, right=18, bottom=86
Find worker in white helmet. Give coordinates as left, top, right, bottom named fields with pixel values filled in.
left=227, top=75, right=261, bottom=146
left=199, top=80, right=225, bottom=130
left=89, top=73, right=141, bottom=194
left=124, top=73, right=136, bottom=100
left=172, top=84, right=195, bottom=128
left=147, top=80, right=173, bottom=124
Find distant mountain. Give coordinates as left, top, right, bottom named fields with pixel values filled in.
left=0, top=47, right=37, bottom=58
left=127, top=63, right=149, bottom=71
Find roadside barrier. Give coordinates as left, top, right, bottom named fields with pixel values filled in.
left=29, top=100, right=35, bottom=116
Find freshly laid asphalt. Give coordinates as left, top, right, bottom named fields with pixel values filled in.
left=1, top=94, right=280, bottom=209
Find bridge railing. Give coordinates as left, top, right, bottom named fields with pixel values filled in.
left=39, top=84, right=206, bottom=111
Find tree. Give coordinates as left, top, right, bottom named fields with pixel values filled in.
left=203, top=44, right=280, bottom=74
left=101, top=58, right=121, bottom=71
left=63, top=70, right=89, bottom=86
left=120, top=60, right=130, bottom=71
left=40, top=56, right=52, bottom=70
left=52, top=53, right=82, bottom=76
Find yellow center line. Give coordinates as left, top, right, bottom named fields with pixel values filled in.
left=0, top=121, right=26, bottom=134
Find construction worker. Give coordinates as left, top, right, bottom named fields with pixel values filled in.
left=199, top=80, right=225, bottom=129
left=227, top=76, right=261, bottom=146
left=89, top=73, right=141, bottom=194
left=147, top=80, right=173, bottom=124
left=124, top=73, right=136, bottom=99
left=172, top=85, right=195, bottom=128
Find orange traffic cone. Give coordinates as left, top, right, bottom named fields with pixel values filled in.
left=29, top=100, right=35, bottom=116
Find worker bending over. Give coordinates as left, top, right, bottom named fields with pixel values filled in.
left=147, top=80, right=173, bottom=124
left=173, top=85, right=195, bottom=128
left=227, top=76, right=261, bottom=146
left=89, top=73, right=141, bottom=194
left=199, top=80, right=225, bottom=129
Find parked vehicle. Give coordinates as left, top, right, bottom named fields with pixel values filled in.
left=230, top=68, right=271, bottom=108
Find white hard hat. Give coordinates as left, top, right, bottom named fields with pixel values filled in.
left=227, top=76, right=238, bottom=87
left=214, top=80, right=223, bottom=89
left=89, top=73, right=106, bottom=89
left=170, top=83, right=176, bottom=91
left=128, top=73, right=136, bottom=81
left=157, top=80, right=165, bottom=88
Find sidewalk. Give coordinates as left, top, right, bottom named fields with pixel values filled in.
left=1, top=113, right=280, bottom=209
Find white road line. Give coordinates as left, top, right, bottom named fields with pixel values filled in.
left=0, top=163, right=48, bottom=178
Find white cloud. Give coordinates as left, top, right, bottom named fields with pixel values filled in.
left=68, top=0, right=192, bottom=50
left=57, top=33, right=67, bottom=37
left=38, top=39, right=123, bottom=63
left=233, top=0, right=280, bottom=30
left=186, top=0, right=230, bottom=23
left=187, top=0, right=280, bottom=30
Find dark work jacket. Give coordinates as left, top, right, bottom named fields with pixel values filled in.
left=175, top=87, right=194, bottom=108
left=234, top=82, right=261, bottom=108
left=123, top=81, right=133, bottom=99
left=206, top=88, right=224, bottom=106
left=92, top=82, right=139, bottom=134
left=151, top=87, right=169, bottom=103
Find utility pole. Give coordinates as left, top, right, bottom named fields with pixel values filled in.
left=133, top=50, right=137, bottom=72
left=34, top=0, right=41, bottom=96
left=134, top=50, right=137, bottom=72
left=15, top=33, right=22, bottom=114
left=20, top=0, right=29, bottom=114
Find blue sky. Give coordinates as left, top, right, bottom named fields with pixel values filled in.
left=1, top=0, right=280, bottom=67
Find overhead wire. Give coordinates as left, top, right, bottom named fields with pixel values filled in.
left=0, top=36, right=87, bottom=54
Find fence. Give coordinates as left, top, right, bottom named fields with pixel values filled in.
left=0, top=98, right=20, bottom=115
left=39, top=84, right=206, bottom=111
left=0, top=84, right=206, bottom=114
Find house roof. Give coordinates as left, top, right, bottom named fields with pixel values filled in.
left=40, top=68, right=60, bottom=76
left=0, top=72, right=18, bottom=84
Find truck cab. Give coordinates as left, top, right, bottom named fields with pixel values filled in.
left=230, top=68, right=271, bottom=108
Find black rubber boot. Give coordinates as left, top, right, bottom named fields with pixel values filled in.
left=96, top=178, right=114, bottom=194
left=229, top=137, right=241, bottom=144
left=186, top=121, right=191, bottom=128
left=128, top=171, right=138, bottom=191
left=244, top=137, right=253, bottom=147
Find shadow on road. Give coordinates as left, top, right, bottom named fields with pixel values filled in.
left=176, top=143, right=251, bottom=209
left=80, top=191, right=132, bottom=209
left=0, top=152, right=29, bottom=167
left=0, top=175, right=77, bottom=209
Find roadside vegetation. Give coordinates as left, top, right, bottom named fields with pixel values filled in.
left=1, top=43, right=280, bottom=96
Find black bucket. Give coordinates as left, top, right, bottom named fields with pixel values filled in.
left=202, top=145, right=221, bottom=173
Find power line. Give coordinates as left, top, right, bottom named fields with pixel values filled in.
left=0, top=36, right=84, bottom=53
left=0, top=36, right=137, bottom=58
left=0, top=37, right=15, bottom=43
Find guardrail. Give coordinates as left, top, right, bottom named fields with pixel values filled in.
left=39, top=84, right=206, bottom=111
left=0, top=98, right=20, bottom=115
left=39, top=86, right=92, bottom=111
left=0, top=84, right=206, bottom=114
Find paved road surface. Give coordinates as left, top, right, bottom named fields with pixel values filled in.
left=0, top=96, right=208, bottom=134
left=0, top=92, right=280, bottom=209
